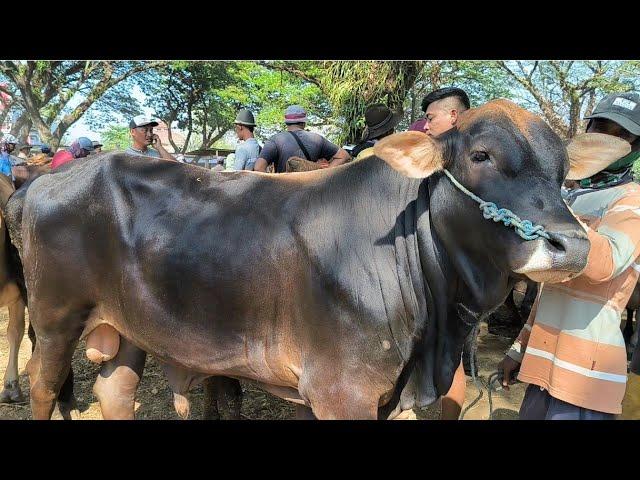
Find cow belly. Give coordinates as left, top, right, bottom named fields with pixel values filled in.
left=253, top=382, right=307, bottom=405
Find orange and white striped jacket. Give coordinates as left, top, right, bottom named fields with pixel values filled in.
left=507, top=180, right=640, bottom=414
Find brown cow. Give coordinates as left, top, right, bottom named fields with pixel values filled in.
left=0, top=174, right=27, bottom=404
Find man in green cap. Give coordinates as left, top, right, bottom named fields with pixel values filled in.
left=498, top=91, right=640, bottom=420
left=233, top=109, right=260, bottom=171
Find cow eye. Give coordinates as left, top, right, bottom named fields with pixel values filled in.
left=471, top=151, right=490, bottom=163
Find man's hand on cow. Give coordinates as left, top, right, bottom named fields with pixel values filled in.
left=317, top=158, right=330, bottom=169
left=497, top=355, right=521, bottom=390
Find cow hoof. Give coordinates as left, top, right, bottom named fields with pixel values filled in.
left=173, top=392, right=190, bottom=419
left=0, top=381, right=25, bottom=404
left=57, top=400, right=81, bottom=420
left=392, top=409, right=417, bottom=420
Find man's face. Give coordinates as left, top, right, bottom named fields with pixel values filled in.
left=95, top=146, right=102, bottom=153
left=587, top=118, right=639, bottom=151
left=131, top=125, right=154, bottom=146
left=234, top=124, right=243, bottom=139
left=6, top=143, right=16, bottom=154
left=425, top=99, right=458, bottom=137
left=77, top=148, right=92, bottom=159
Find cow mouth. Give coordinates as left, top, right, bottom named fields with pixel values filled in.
left=510, top=232, right=590, bottom=284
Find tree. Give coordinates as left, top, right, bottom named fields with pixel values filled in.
left=100, top=125, right=131, bottom=151
left=0, top=61, right=165, bottom=149
left=265, top=61, right=424, bottom=144
left=144, top=61, right=333, bottom=151
left=143, top=62, right=240, bottom=153
left=495, top=61, right=640, bottom=138
left=404, top=61, right=513, bottom=126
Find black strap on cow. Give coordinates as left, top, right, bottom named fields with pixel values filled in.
left=288, top=131, right=312, bottom=161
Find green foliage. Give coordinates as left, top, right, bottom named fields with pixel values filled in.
left=228, top=62, right=330, bottom=141
left=100, top=125, right=131, bottom=150
left=317, top=61, right=423, bottom=144
left=634, top=159, right=640, bottom=179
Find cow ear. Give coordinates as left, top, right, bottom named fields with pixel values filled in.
left=565, top=132, right=631, bottom=180
left=374, top=131, right=444, bottom=178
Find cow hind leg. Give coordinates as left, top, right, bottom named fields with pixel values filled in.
left=1, top=299, right=26, bottom=403
left=630, top=309, right=638, bottom=353
left=56, top=368, right=80, bottom=420
left=27, top=322, right=83, bottom=420
left=623, top=309, right=634, bottom=345
left=93, top=336, right=146, bottom=420
left=202, top=377, right=243, bottom=420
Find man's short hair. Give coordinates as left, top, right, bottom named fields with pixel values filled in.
left=421, top=87, right=471, bottom=113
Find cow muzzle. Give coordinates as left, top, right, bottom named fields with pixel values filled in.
left=512, top=229, right=590, bottom=283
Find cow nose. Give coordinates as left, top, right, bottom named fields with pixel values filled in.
left=544, top=230, right=590, bottom=273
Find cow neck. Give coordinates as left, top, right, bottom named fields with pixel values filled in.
left=426, top=172, right=513, bottom=316
left=379, top=172, right=483, bottom=414
left=355, top=158, right=432, bottom=358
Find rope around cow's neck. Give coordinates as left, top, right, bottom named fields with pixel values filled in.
left=442, top=169, right=551, bottom=241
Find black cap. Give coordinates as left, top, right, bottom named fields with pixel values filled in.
left=234, top=109, right=256, bottom=127
left=421, top=87, right=471, bottom=113
left=584, top=92, right=640, bottom=136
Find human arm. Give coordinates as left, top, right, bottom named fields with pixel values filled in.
left=319, top=138, right=351, bottom=168
left=253, top=139, right=277, bottom=172
left=152, top=135, right=177, bottom=162
left=499, top=287, right=542, bottom=389
left=578, top=189, right=640, bottom=283
left=328, top=147, right=351, bottom=167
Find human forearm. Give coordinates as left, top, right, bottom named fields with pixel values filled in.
left=254, top=158, right=268, bottom=172
left=329, top=148, right=351, bottom=167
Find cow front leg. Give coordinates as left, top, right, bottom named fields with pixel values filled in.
left=202, top=377, right=243, bottom=420
left=1, top=298, right=26, bottom=403
left=93, top=336, right=146, bottom=420
left=305, top=381, right=380, bottom=420
left=295, top=405, right=316, bottom=420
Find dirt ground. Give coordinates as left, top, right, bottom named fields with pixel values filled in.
left=0, top=306, right=535, bottom=421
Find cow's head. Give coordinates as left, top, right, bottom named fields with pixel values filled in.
left=375, top=99, right=590, bottom=292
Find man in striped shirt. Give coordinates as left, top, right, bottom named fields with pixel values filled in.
left=499, top=92, right=640, bottom=419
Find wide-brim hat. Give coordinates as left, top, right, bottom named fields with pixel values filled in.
left=234, top=108, right=256, bottom=127
left=565, top=132, right=631, bottom=180
left=362, top=104, right=402, bottom=141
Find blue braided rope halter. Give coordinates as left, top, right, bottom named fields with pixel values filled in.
left=442, top=169, right=551, bottom=241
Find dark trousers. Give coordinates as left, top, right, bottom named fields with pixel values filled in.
left=519, top=384, right=614, bottom=420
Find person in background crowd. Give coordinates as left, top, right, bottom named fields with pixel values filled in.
left=233, top=109, right=261, bottom=171
left=17, top=144, right=31, bottom=160
left=126, top=115, right=176, bottom=161
left=51, top=137, right=94, bottom=169
left=254, top=105, right=350, bottom=173
left=351, top=104, right=402, bottom=160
